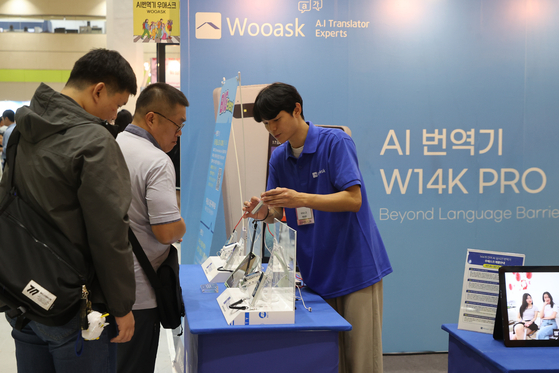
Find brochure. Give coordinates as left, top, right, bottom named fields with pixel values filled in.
left=458, top=248, right=525, bottom=334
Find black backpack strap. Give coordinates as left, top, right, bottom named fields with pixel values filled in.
left=1, top=129, right=32, bottom=330
left=4, top=127, right=21, bottom=190
left=128, top=228, right=162, bottom=290
left=6, top=306, right=31, bottom=331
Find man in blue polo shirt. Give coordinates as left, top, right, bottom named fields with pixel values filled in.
left=244, top=82, right=392, bottom=373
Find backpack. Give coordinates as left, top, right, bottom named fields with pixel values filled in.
left=0, top=128, right=92, bottom=329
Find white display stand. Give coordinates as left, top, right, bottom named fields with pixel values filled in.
left=217, top=287, right=294, bottom=325
left=201, top=256, right=231, bottom=283
left=202, top=235, right=246, bottom=283
left=217, top=219, right=296, bottom=326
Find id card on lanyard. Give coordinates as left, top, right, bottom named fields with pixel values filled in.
left=296, top=207, right=315, bottom=226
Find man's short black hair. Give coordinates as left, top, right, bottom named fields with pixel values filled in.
left=2, top=109, right=15, bottom=122
left=114, top=109, right=133, bottom=134
left=253, top=82, right=304, bottom=122
left=66, top=48, right=137, bottom=95
left=134, top=83, right=189, bottom=119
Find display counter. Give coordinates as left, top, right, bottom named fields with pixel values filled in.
left=442, top=323, right=559, bottom=372
left=181, top=264, right=352, bottom=373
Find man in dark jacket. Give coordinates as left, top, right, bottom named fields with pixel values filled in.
left=0, top=48, right=138, bottom=373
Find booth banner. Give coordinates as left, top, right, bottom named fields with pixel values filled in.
left=180, top=0, right=559, bottom=352
left=458, top=249, right=525, bottom=334
left=194, top=77, right=238, bottom=264
left=133, top=0, right=180, bottom=43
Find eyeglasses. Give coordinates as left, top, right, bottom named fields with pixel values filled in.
left=152, top=111, right=185, bottom=134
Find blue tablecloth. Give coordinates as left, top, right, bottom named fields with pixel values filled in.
left=442, top=323, right=559, bottom=372
left=181, top=264, right=351, bottom=373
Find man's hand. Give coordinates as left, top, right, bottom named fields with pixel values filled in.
left=243, top=197, right=269, bottom=220
left=111, top=311, right=135, bottom=343
left=262, top=185, right=362, bottom=213
left=261, top=187, right=303, bottom=209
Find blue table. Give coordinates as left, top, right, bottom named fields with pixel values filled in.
left=181, top=264, right=352, bottom=373
left=442, top=324, right=559, bottom=372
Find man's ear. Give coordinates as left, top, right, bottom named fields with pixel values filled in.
left=91, top=83, right=106, bottom=103
left=293, top=102, right=302, bottom=118
left=145, top=111, right=156, bottom=129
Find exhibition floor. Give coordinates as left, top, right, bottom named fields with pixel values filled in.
left=384, top=353, right=448, bottom=373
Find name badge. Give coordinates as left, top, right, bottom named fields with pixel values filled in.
left=296, top=207, right=315, bottom=226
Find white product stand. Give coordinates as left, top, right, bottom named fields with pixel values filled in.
left=201, top=256, right=230, bottom=283
left=217, top=219, right=296, bottom=325
left=202, top=233, right=246, bottom=283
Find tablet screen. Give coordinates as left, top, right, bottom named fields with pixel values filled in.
left=499, top=266, right=559, bottom=347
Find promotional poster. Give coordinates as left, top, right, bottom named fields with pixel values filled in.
left=194, top=76, right=238, bottom=264
left=133, top=0, right=180, bottom=43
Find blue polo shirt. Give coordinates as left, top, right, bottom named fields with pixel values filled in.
left=267, top=122, right=392, bottom=299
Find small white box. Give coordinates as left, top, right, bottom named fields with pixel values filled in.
left=201, top=256, right=231, bottom=283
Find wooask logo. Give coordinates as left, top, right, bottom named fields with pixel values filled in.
left=312, top=169, right=326, bottom=178
left=227, top=18, right=305, bottom=37
left=197, top=11, right=306, bottom=39
left=196, top=12, right=222, bottom=39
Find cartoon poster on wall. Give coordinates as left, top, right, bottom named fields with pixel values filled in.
left=133, top=0, right=180, bottom=43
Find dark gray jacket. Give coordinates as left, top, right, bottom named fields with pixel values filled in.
left=0, top=83, right=135, bottom=317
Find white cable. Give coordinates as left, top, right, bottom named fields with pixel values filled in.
left=230, top=121, right=244, bottom=230
left=228, top=73, right=245, bottom=233
left=297, top=286, right=312, bottom=312
left=237, top=71, right=247, bottom=232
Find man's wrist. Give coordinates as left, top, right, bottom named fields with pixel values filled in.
left=259, top=207, right=270, bottom=221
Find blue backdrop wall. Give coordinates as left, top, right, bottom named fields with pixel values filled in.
left=180, top=0, right=559, bottom=352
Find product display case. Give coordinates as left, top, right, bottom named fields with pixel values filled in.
left=216, top=218, right=296, bottom=325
